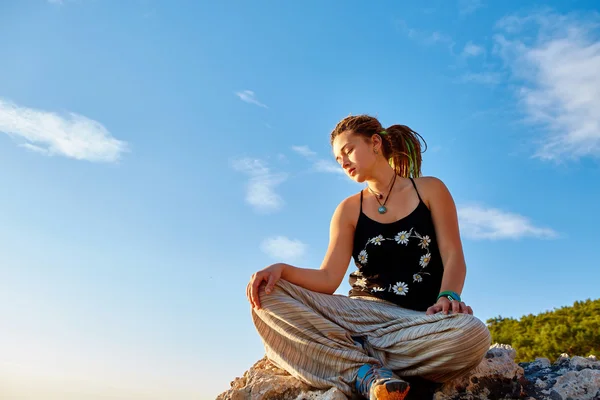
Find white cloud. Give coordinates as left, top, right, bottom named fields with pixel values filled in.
left=232, top=158, right=286, bottom=213
left=292, top=145, right=345, bottom=175
left=235, top=90, right=268, bottom=109
left=0, top=98, right=128, bottom=163
left=494, top=11, right=600, bottom=160
left=462, top=42, right=485, bottom=57
left=458, top=205, right=558, bottom=240
left=291, top=145, right=317, bottom=158
left=459, top=0, right=483, bottom=15
left=260, top=236, right=307, bottom=262
left=313, top=159, right=345, bottom=175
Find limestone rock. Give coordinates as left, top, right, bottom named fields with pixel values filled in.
left=433, top=343, right=526, bottom=400
left=218, top=345, right=600, bottom=399
left=520, top=351, right=600, bottom=399
left=216, top=357, right=346, bottom=400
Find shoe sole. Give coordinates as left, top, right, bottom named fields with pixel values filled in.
left=372, top=380, right=410, bottom=400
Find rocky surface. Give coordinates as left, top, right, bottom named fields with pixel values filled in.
left=217, top=344, right=600, bottom=399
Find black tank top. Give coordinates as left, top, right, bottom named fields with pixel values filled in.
left=349, top=178, right=444, bottom=311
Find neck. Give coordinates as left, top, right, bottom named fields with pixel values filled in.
left=365, top=162, right=397, bottom=194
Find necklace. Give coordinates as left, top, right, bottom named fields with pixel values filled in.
left=367, top=173, right=397, bottom=214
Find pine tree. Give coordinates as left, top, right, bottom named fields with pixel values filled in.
left=486, top=298, right=600, bottom=362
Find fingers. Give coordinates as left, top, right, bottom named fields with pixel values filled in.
left=246, top=279, right=256, bottom=309
left=250, top=274, right=266, bottom=309
left=442, top=299, right=450, bottom=314
left=428, top=299, right=474, bottom=316
left=246, top=273, right=265, bottom=309
left=265, top=273, right=276, bottom=294
left=426, top=304, right=443, bottom=315
left=246, top=282, right=251, bottom=306
left=452, top=300, right=460, bottom=314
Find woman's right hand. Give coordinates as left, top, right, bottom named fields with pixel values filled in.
left=246, top=263, right=285, bottom=309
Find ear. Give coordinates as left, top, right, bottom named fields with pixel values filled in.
left=371, top=134, right=383, bottom=152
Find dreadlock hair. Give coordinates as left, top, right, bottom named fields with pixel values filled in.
left=330, top=115, right=427, bottom=178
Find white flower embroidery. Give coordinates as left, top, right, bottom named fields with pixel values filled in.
left=395, top=231, right=410, bottom=245
left=413, top=273, right=423, bottom=283
left=420, top=253, right=431, bottom=267
left=372, top=286, right=386, bottom=292
left=419, top=235, right=431, bottom=249
left=370, top=235, right=385, bottom=245
left=358, top=250, right=368, bottom=264
left=392, top=282, right=409, bottom=296
left=355, top=277, right=368, bottom=288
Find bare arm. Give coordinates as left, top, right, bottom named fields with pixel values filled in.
left=419, top=177, right=471, bottom=315
left=281, top=198, right=355, bottom=294
left=426, top=177, right=467, bottom=294
left=247, top=197, right=356, bottom=308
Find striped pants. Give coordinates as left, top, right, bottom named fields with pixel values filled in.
left=251, top=280, right=491, bottom=397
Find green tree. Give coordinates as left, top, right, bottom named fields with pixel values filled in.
left=486, top=298, right=600, bottom=362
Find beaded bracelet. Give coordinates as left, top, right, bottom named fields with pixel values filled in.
left=437, top=290, right=461, bottom=302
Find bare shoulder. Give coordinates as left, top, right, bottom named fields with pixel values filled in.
left=411, top=176, right=452, bottom=208
left=332, top=191, right=362, bottom=228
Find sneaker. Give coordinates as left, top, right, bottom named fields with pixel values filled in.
left=355, top=364, right=410, bottom=400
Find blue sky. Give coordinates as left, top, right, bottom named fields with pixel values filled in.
left=1, top=1, right=599, bottom=399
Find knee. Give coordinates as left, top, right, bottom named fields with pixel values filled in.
left=256, top=279, right=291, bottom=308
left=451, top=314, right=492, bottom=365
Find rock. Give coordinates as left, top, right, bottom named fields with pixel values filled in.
left=216, top=357, right=345, bottom=400
left=433, top=343, right=526, bottom=400
left=294, top=387, right=347, bottom=400
left=218, top=345, right=600, bottom=399
left=530, top=357, right=552, bottom=370
left=521, top=352, right=600, bottom=400
left=556, top=353, right=570, bottom=366
left=570, top=356, right=600, bottom=371
left=550, top=369, right=600, bottom=400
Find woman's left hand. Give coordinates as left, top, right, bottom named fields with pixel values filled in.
left=426, top=297, right=473, bottom=315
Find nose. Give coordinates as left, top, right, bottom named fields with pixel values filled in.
left=341, top=156, right=350, bottom=169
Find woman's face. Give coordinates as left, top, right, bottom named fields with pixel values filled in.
left=332, top=131, right=379, bottom=182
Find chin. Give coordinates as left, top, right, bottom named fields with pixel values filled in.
left=352, top=174, right=366, bottom=183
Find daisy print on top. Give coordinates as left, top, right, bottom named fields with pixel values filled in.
left=349, top=179, right=445, bottom=312
left=354, top=228, right=433, bottom=297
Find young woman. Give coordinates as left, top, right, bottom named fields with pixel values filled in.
left=246, top=115, right=491, bottom=400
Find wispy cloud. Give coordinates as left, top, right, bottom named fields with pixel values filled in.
left=458, top=0, right=483, bottom=16
left=292, top=145, right=345, bottom=175
left=494, top=11, right=600, bottom=160
left=232, top=158, right=286, bottom=213
left=0, top=98, right=128, bottom=163
left=260, top=236, right=307, bottom=262
left=313, top=159, right=344, bottom=175
left=235, top=90, right=268, bottom=109
left=47, top=0, right=64, bottom=4
left=462, top=42, right=485, bottom=57
left=395, top=20, right=456, bottom=53
left=426, top=31, right=455, bottom=47
left=458, top=205, right=558, bottom=240
left=291, top=145, right=316, bottom=158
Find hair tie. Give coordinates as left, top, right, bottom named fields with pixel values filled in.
left=380, top=130, right=388, bottom=135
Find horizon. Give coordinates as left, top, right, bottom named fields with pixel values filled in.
left=1, top=1, right=600, bottom=399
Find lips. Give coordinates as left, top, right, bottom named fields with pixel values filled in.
left=348, top=168, right=356, bottom=175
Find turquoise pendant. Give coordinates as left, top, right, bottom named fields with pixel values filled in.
left=378, top=205, right=387, bottom=214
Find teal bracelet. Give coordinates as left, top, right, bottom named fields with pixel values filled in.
left=437, top=291, right=461, bottom=302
